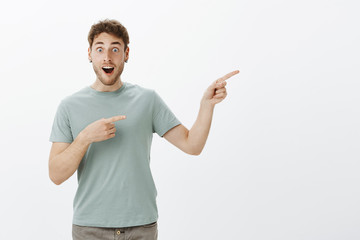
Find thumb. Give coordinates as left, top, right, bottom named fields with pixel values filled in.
left=208, top=79, right=226, bottom=91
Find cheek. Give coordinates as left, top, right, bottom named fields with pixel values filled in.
left=114, top=55, right=125, bottom=63
left=90, top=54, right=97, bottom=62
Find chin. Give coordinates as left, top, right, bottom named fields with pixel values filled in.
left=98, top=75, right=119, bottom=85
left=101, top=80, right=117, bottom=86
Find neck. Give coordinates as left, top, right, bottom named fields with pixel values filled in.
left=91, top=78, right=123, bottom=92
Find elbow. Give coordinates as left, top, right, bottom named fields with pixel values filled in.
left=191, top=151, right=201, bottom=156
left=49, top=175, right=63, bottom=185
left=53, top=181, right=62, bottom=186
left=49, top=159, right=65, bottom=185
left=186, top=147, right=202, bottom=156
left=49, top=169, right=64, bottom=185
left=53, top=180, right=63, bottom=186
left=184, top=142, right=204, bottom=155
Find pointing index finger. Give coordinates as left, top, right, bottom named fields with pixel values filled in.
left=217, top=70, right=240, bottom=83
left=105, top=115, right=126, bottom=123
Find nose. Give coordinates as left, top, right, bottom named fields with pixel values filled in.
left=104, top=49, right=112, bottom=62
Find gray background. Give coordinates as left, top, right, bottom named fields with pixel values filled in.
left=0, top=0, right=359, bottom=239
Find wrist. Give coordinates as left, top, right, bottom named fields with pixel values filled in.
left=77, top=131, right=92, bottom=146
left=200, top=98, right=215, bottom=109
left=200, top=102, right=215, bottom=116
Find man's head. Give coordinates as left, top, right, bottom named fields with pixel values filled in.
left=88, top=19, right=130, bottom=87
left=88, top=19, right=129, bottom=51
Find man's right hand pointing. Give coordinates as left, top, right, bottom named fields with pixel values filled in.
left=81, top=115, right=126, bottom=144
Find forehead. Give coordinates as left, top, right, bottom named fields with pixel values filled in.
left=93, top=32, right=124, bottom=46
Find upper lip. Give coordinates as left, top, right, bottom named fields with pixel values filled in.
left=102, top=65, right=115, bottom=68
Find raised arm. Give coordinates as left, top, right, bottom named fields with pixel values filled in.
left=48, top=115, right=126, bottom=185
left=163, top=70, right=240, bottom=155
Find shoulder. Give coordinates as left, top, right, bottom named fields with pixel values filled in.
left=58, top=87, right=90, bottom=109
left=124, top=82, right=157, bottom=98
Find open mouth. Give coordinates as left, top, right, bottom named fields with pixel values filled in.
left=102, top=66, right=114, bottom=74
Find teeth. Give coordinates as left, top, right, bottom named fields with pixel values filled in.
left=103, top=66, right=114, bottom=69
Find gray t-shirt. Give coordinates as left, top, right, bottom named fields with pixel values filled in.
left=49, top=82, right=181, bottom=228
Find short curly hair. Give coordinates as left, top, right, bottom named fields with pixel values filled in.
left=88, top=19, right=130, bottom=51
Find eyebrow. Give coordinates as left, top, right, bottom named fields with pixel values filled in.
left=94, top=41, right=122, bottom=46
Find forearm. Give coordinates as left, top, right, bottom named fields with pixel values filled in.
left=187, top=100, right=215, bottom=155
left=164, top=70, right=238, bottom=155
left=49, top=133, right=90, bottom=185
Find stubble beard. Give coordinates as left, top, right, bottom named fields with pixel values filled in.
left=93, top=64, right=124, bottom=86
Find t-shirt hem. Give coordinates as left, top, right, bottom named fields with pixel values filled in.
left=158, top=120, right=182, bottom=137
left=72, top=216, right=159, bottom=228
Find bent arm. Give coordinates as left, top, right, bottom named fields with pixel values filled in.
left=48, top=132, right=90, bottom=185
left=48, top=115, right=126, bottom=185
left=164, top=101, right=214, bottom=155
left=163, top=70, right=239, bottom=155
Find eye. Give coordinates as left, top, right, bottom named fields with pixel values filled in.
left=112, top=48, right=119, bottom=53
left=96, top=48, right=103, bottom=52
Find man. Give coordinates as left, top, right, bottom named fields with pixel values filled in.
left=49, top=19, right=239, bottom=240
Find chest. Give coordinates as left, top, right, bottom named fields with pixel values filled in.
left=67, top=96, right=153, bottom=139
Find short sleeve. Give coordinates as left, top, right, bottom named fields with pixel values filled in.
left=152, top=91, right=181, bottom=137
left=49, top=101, right=74, bottom=143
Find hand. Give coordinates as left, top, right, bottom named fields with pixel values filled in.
left=202, top=70, right=240, bottom=106
left=81, top=115, right=126, bottom=144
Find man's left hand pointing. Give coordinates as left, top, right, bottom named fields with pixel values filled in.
left=202, top=70, right=240, bottom=106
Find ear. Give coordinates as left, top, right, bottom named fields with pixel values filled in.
left=88, top=47, right=92, bottom=62
left=125, top=47, right=130, bottom=62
